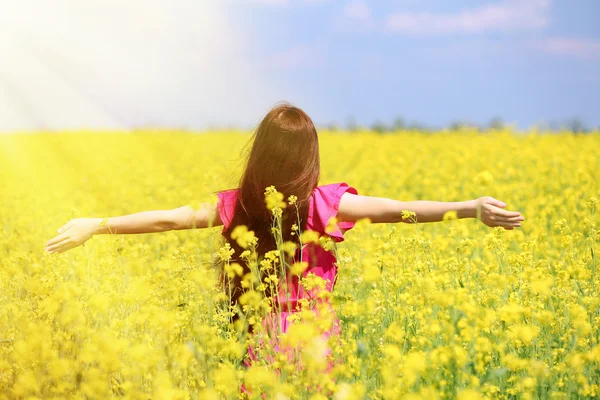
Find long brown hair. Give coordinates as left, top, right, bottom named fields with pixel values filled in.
left=220, top=102, right=320, bottom=319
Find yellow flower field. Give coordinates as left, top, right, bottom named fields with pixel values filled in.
left=0, top=130, right=599, bottom=399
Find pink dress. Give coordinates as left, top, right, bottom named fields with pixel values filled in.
left=217, top=182, right=358, bottom=372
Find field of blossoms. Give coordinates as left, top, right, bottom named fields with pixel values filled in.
left=1, top=129, right=599, bottom=399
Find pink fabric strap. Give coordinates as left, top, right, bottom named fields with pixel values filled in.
left=309, top=182, right=358, bottom=242
left=217, top=189, right=238, bottom=231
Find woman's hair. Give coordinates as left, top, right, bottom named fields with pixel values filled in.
left=219, top=102, right=320, bottom=320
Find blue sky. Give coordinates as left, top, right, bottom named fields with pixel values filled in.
left=0, top=0, right=598, bottom=132
left=225, top=0, right=600, bottom=129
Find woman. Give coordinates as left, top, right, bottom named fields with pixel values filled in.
left=45, top=102, right=524, bottom=390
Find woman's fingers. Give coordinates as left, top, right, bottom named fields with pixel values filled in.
left=47, top=243, right=65, bottom=253
left=491, top=220, right=522, bottom=228
left=485, top=205, right=524, bottom=220
left=46, top=237, right=71, bottom=252
left=46, top=233, right=69, bottom=247
left=484, top=211, right=523, bottom=228
left=58, top=220, right=76, bottom=234
left=49, top=238, right=83, bottom=254
left=493, top=215, right=525, bottom=223
left=486, top=205, right=521, bottom=218
left=487, top=197, right=506, bottom=209
left=56, top=242, right=77, bottom=253
left=496, top=209, right=522, bottom=218
left=47, top=243, right=66, bottom=253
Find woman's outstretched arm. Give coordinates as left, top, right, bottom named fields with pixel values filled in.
left=337, top=194, right=524, bottom=230
left=45, top=203, right=222, bottom=254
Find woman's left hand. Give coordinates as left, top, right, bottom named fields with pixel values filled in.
left=45, top=218, right=100, bottom=254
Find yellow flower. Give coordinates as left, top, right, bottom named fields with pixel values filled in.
left=224, top=262, right=244, bottom=279
left=212, top=364, right=238, bottom=396
left=587, top=196, right=597, bottom=213
left=401, top=209, right=417, bottom=221
left=264, top=249, right=278, bottom=260
left=240, top=249, right=252, bottom=259
left=507, top=324, right=540, bottom=345
left=363, top=262, right=381, bottom=283
left=265, top=186, right=286, bottom=212
left=290, top=261, right=308, bottom=276
left=300, top=273, right=326, bottom=291
left=231, top=225, right=257, bottom=248
left=239, top=290, right=262, bottom=307
left=282, top=241, right=298, bottom=258
left=300, top=230, right=320, bottom=244
left=241, top=272, right=255, bottom=289
left=218, top=242, right=234, bottom=262
left=244, top=365, right=278, bottom=392
left=443, top=210, right=458, bottom=221
left=530, top=277, right=553, bottom=296
left=288, top=195, right=298, bottom=205
left=325, top=216, right=338, bottom=233
left=319, top=235, right=336, bottom=251
left=474, top=170, right=494, bottom=185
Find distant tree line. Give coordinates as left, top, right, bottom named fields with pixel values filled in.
left=321, top=116, right=596, bottom=133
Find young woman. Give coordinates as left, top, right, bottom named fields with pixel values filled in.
left=45, top=103, right=524, bottom=385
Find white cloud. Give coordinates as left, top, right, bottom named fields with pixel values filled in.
left=535, top=37, right=600, bottom=60
left=0, top=0, right=281, bottom=131
left=385, top=0, right=551, bottom=35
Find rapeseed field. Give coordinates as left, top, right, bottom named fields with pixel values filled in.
left=0, top=130, right=599, bottom=399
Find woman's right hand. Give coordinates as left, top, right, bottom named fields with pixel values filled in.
left=46, top=218, right=101, bottom=254
left=475, top=196, right=524, bottom=230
